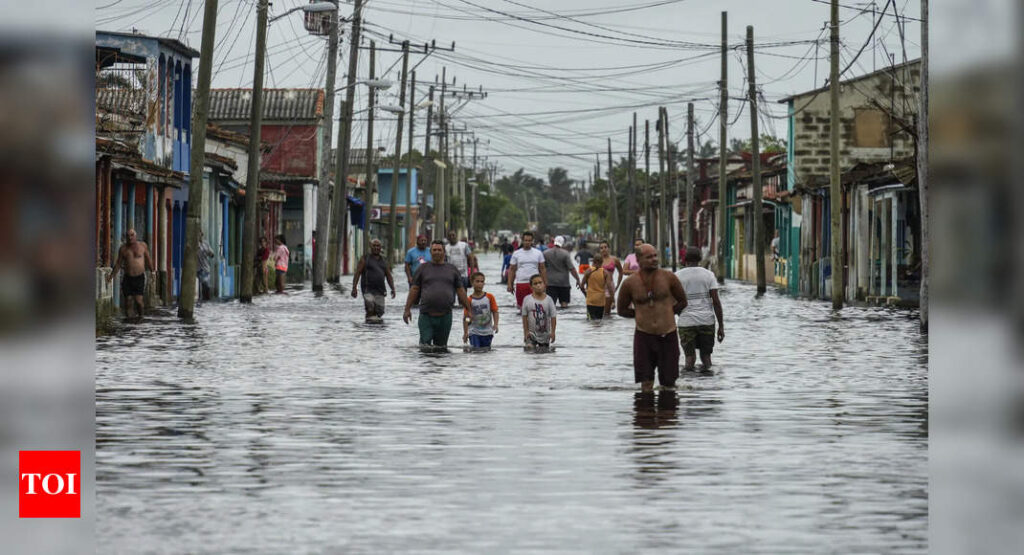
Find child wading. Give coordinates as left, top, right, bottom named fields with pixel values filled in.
left=463, top=272, right=500, bottom=349
left=521, top=274, right=557, bottom=350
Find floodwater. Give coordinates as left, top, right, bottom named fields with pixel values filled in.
left=96, top=252, right=928, bottom=553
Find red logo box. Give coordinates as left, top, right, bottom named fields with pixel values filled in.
left=19, top=451, right=81, bottom=518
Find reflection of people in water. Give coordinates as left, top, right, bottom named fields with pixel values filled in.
left=632, top=391, right=680, bottom=430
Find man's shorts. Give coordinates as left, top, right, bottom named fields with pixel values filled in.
left=122, top=273, right=145, bottom=297
left=578, top=264, right=590, bottom=274
left=363, top=292, right=386, bottom=317
left=514, top=282, right=533, bottom=308
left=469, top=334, right=493, bottom=348
left=678, top=325, right=716, bottom=356
left=633, top=329, right=680, bottom=386
left=418, top=312, right=453, bottom=346
left=546, top=285, right=571, bottom=305
left=586, top=304, right=605, bottom=320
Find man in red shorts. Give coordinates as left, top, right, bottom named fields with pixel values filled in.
left=506, top=230, right=546, bottom=309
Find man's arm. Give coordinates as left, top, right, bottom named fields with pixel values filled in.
left=143, top=244, right=155, bottom=272
left=710, top=289, right=724, bottom=341
left=616, top=277, right=635, bottom=318
left=492, top=307, right=500, bottom=335
left=507, top=264, right=517, bottom=291
left=580, top=269, right=591, bottom=293
left=384, top=264, right=396, bottom=298
left=404, top=261, right=413, bottom=284
left=538, top=262, right=547, bottom=287
left=350, top=257, right=365, bottom=297
left=670, top=272, right=688, bottom=314
left=550, top=314, right=556, bottom=344
left=568, top=259, right=581, bottom=289
left=456, top=287, right=471, bottom=312
left=521, top=314, right=530, bottom=343
left=614, top=259, right=624, bottom=289
left=107, top=247, right=123, bottom=281
left=402, top=284, right=420, bottom=324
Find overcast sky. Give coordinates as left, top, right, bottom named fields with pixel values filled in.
left=96, top=0, right=924, bottom=183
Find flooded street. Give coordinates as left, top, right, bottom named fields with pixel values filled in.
left=96, top=253, right=927, bottom=552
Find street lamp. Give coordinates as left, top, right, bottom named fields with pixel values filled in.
left=269, top=1, right=337, bottom=23
left=378, top=104, right=404, bottom=115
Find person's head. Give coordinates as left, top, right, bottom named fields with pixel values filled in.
left=554, top=236, right=565, bottom=249
left=470, top=271, right=485, bottom=291
left=126, top=229, right=137, bottom=243
left=521, top=231, right=534, bottom=249
left=430, top=239, right=445, bottom=262
left=684, top=246, right=701, bottom=266
left=529, top=274, right=545, bottom=294
left=416, top=235, right=428, bottom=249
left=370, top=238, right=382, bottom=255
left=591, top=252, right=603, bottom=267
left=447, top=230, right=457, bottom=243
left=275, top=234, right=285, bottom=246
left=639, top=243, right=659, bottom=270
left=260, top=236, right=268, bottom=247
left=774, top=229, right=780, bottom=238
left=312, top=230, right=317, bottom=238
left=600, top=241, right=610, bottom=255
left=633, top=238, right=643, bottom=254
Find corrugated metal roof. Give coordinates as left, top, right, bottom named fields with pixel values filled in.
left=96, top=88, right=146, bottom=118
left=207, top=88, right=324, bottom=122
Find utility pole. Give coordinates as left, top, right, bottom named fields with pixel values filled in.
left=470, top=137, right=478, bottom=241
left=685, top=102, right=695, bottom=248
left=423, top=84, right=434, bottom=238
left=437, top=68, right=448, bottom=235
left=239, top=0, right=267, bottom=303
left=666, top=109, right=677, bottom=272
left=607, top=137, right=618, bottom=253
left=644, top=119, right=651, bottom=244
left=312, top=1, right=340, bottom=292
left=387, top=41, right=410, bottom=265
left=717, top=11, right=728, bottom=283
left=330, top=0, right=363, bottom=282
left=748, top=25, right=767, bottom=295
left=627, top=112, right=637, bottom=243
left=178, top=0, right=218, bottom=319
left=657, top=107, right=666, bottom=260
left=917, top=0, right=928, bottom=330
left=828, top=1, right=843, bottom=308
left=362, top=41, right=377, bottom=261
left=406, top=70, right=416, bottom=249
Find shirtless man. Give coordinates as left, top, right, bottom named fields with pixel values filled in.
left=617, top=243, right=688, bottom=392
left=107, top=229, right=154, bottom=321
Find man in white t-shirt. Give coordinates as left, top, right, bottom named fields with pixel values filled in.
left=506, top=230, right=547, bottom=309
left=445, top=230, right=476, bottom=288
left=675, top=247, right=725, bottom=371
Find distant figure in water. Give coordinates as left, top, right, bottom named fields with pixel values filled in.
left=675, top=247, right=725, bottom=371
left=463, top=272, right=499, bottom=349
left=404, top=240, right=471, bottom=350
left=617, top=243, right=687, bottom=392
left=273, top=234, right=289, bottom=294
left=352, top=238, right=396, bottom=321
left=107, top=228, right=154, bottom=321
left=521, top=274, right=557, bottom=350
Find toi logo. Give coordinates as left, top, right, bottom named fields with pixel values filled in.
left=19, top=451, right=80, bottom=518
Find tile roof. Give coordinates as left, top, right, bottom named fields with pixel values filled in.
left=207, top=88, right=324, bottom=122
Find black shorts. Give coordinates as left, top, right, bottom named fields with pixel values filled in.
left=678, top=325, right=715, bottom=356
left=586, top=305, right=604, bottom=320
left=633, top=329, right=680, bottom=386
left=546, top=285, right=571, bottom=305
left=122, top=273, right=145, bottom=297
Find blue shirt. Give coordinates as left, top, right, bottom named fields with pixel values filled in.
left=405, top=247, right=430, bottom=278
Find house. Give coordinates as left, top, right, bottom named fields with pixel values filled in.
left=95, top=31, right=198, bottom=316
left=720, top=154, right=788, bottom=285
left=203, top=124, right=253, bottom=299
left=779, top=59, right=921, bottom=302
left=207, top=88, right=325, bottom=282
left=374, top=167, right=420, bottom=256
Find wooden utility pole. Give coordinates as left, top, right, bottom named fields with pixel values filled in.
left=361, top=41, right=377, bottom=261
left=437, top=67, right=447, bottom=234
left=666, top=109, right=677, bottom=271
left=330, top=0, right=364, bottom=281
left=607, top=137, right=618, bottom=253
left=657, top=107, right=667, bottom=260
left=406, top=70, right=416, bottom=248
left=685, top=102, right=695, bottom=248
left=387, top=41, right=410, bottom=265
left=748, top=26, right=767, bottom=294
left=627, top=116, right=635, bottom=243
left=178, top=0, right=218, bottom=319
left=829, top=0, right=843, bottom=308
left=239, top=0, right=266, bottom=303
left=917, top=0, right=928, bottom=330
left=717, top=11, right=728, bottom=283
left=423, top=84, right=434, bottom=238
left=644, top=119, right=651, bottom=244
left=313, top=1, right=340, bottom=291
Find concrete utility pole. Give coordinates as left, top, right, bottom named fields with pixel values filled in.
left=666, top=109, right=677, bottom=272
left=239, top=0, right=267, bottom=303
left=607, top=137, right=618, bottom=253
left=362, top=41, right=377, bottom=261
left=423, top=84, right=434, bottom=238
left=829, top=0, right=843, bottom=308
left=312, top=2, right=340, bottom=291
left=178, top=0, right=218, bottom=319
left=437, top=68, right=448, bottom=235
left=387, top=41, right=410, bottom=265
left=917, top=0, right=928, bottom=330
left=470, top=137, right=478, bottom=240
left=657, top=107, right=667, bottom=260
left=748, top=26, right=767, bottom=295
left=406, top=70, right=416, bottom=248
left=717, top=11, right=728, bottom=283
left=330, top=0, right=363, bottom=281
left=644, top=119, right=651, bottom=244
left=627, top=113, right=637, bottom=242
left=685, top=102, right=695, bottom=248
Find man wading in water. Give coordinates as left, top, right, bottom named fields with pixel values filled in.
left=403, top=240, right=471, bottom=351
left=617, top=243, right=688, bottom=392
left=107, top=228, right=154, bottom=321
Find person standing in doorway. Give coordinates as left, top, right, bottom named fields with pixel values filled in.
left=676, top=247, right=725, bottom=371
left=273, top=234, right=289, bottom=294
left=543, top=236, right=582, bottom=308
left=352, top=238, right=396, bottom=321
left=617, top=244, right=688, bottom=392
left=507, top=230, right=547, bottom=309
left=404, top=234, right=431, bottom=285
left=107, top=228, right=154, bottom=321
left=403, top=240, right=471, bottom=350
left=445, top=230, right=476, bottom=289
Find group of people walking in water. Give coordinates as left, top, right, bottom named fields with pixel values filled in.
left=352, top=229, right=726, bottom=392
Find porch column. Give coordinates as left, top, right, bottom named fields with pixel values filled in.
left=304, top=182, right=316, bottom=277
left=112, top=179, right=123, bottom=306
left=891, top=195, right=899, bottom=298
left=128, top=182, right=136, bottom=232
left=146, top=183, right=155, bottom=244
